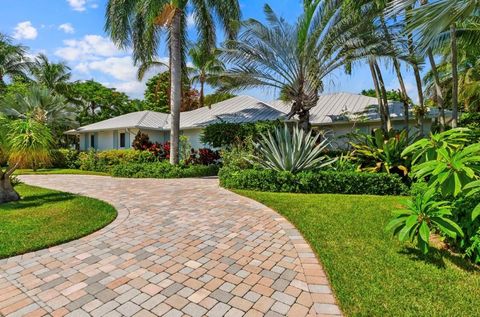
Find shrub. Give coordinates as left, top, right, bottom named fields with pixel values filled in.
left=201, top=120, right=281, bottom=148
left=111, top=161, right=219, bottom=178
left=51, top=149, right=80, bottom=169
left=79, top=149, right=157, bottom=172
left=186, top=148, right=221, bottom=166
left=219, top=167, right=408, bottom=195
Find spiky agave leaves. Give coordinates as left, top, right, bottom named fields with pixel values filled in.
left=252, top=124, right=336, bottom=173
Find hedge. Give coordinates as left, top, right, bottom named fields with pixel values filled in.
left=78, top=149, right=157, bottom=172
left=111, top=161, right=219, bottom=179
left=219, top=167, right=408, bottom=196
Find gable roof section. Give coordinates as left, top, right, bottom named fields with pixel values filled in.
left=74, top=111, right=169, bottom=133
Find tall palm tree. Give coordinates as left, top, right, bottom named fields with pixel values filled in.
left=0, top=33, right=30, bottom=89
left=30, top=53, right=72, bottom=96
left=220, top=2, right=373, bottom=131
left=189, top=44, right=224, bottom=109
left=393, top=0, right=480, bottom=128
left=0, top=115, right=54, bottom=203
left=105, top=0, right=241, bottom=165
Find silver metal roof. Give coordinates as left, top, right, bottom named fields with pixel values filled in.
left=69, top=93, right=438, bottom=134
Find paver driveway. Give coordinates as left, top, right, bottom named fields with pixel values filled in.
left=0, top=175, right=341, bottom=317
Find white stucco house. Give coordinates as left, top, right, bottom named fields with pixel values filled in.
left=66, top=93, right=444, bottom=151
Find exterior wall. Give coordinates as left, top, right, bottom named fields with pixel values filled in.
left=182, top=128, right=207, bottom=150
left=79, top=129, right=170, bottom=151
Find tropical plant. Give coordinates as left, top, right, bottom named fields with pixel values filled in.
left=0, top=115, right=54, bottom=203
left=252, top=124, right=336, bottom=173
left=348, top=129, right=415, bottom=176
left=0, top=33, right=30, bottom=89
left=189, top=44, right=225, bottom=108
left=0, top=85, right=74, bottom=126
left=386, top=188, right=463, bottom=254
left=105, top=0, right=241, bottom=165
left=220, top=2, right=372, bottom=131
left=402, top=127, right=473, bottom=164
left=29, top=53, right=72, bottom=96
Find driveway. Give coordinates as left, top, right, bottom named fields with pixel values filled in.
left=0, top=175, right=341, bottom=317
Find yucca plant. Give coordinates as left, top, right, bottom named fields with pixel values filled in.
left=252, top=124, right=336, bottom=173
left=386, top=188, right=463, bottom=254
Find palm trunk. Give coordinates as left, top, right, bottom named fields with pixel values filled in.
left=0, top=171, right=20, bottom=204
left=427, top=49, right=446, bottom=131
left=374, top=61, right=392, bottom=131
left=450, top=23, right=459, bottom=128
left=369, top=60, right=387, bottom=132
left=200, top=78, right=205, bottom=109
left=169, top=12, right=182, bottom=165
left=393, top=59, right=410, bottom=130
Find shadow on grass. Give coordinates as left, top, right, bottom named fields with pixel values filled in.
left=2, top=192, right=77, bottom=210
left=400, top=247, right=480, bottom=272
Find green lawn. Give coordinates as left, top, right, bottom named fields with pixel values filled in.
left=14, top=168, right=109, bottom=176
left=0, top=184, right=117, bottom=259
left=236, top=191, right=480, bottom=317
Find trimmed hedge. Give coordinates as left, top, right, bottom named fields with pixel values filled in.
left=111, top=161, right=219, bottom=179
left=219, top=167, right=408, bottom=196
left=79, top=149, right=157, bottom=172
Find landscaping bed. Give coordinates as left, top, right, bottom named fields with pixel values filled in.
left=0, top=184, right=117, bottom=259
left=236, top=190, right=480, bottom=317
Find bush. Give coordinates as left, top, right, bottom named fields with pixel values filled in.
left=79, top=149, right=157, bottom=172
left=51, top=149, right=80, bottom=169
left=111, top=161, right=219, bottom=178
left=219, top=167, right=408, bottom=195
left=201, top=120, right=281, bottom=148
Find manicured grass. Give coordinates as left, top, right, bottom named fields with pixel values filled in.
left=0, top=184, right=117, bottom=259
left=236, top=191, right=480, bottom=317
left=14, top=168, right=109, bottom=176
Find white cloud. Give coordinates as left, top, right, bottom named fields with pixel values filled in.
left=67, top=0, right=87, bottom=11
left=186, top=13, right=196, bottom=28
left=55, top=35, right=125, bottom=61
left=58, top=23, right=75, bottom=34
left=90, top=3, right=98, bottom=9
left=12, top=21, right=38, bottom=40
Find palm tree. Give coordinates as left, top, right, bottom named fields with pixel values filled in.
left=0, top=85, right=74, bottom=126
left=220, top=2, right=372, bottom=131
left=394, top=0, right=480, bottom=128
left=105, top=0, right=241, bottom=165
left=189, top=44, right=224, bottom=109
left=0, top=33, right=30, bottom=89
left=30, top=53, right=72, bottom=96
left=0, top=115, right=54, bottom=203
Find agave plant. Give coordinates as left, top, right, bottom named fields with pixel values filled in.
left=386, top=188, right=463, bottom=254
left=252, top=124, right=336, bottom=173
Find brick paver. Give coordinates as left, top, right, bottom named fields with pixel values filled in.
left=0, top=175, right=342, bottom=316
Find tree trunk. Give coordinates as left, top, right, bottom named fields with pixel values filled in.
left=369, top=60, right=387, bottom=132
left=427, top=48, right=446, bottom=131
left=200, top=78, right=205, bottom=109
left=169, top=12, right=182, bottom=165
left=0, top=173, right=20, bottom=204
left=392, top=59, right=410, bottom=130
left=374, top=61, right=392, bottom=131
left=450, top=23, right=459, bottom=128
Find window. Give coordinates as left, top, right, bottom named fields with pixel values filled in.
left=90, top=134, right=95, bottom=148
left=120, top=133, right=126, bottom=148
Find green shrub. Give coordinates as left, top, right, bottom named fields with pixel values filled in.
left=51, top=149, right=80, bottom=169
left=201, top=120, right=281, bottom=148
left=219, top=167, right=408, bottom=195
left=111, top=161, right=219, bottom=178
left=79, top=149, right=157, bottom=172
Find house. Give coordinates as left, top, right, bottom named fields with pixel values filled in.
left=66, top=93, right=443, bottom=151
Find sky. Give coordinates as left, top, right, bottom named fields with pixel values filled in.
left=0, top=0, right=421, bottom=102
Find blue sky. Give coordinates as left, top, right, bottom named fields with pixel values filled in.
left=0, top=0, right=420, bottom=102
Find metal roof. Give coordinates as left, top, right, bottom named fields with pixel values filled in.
left=69, top=93, right=437, bottom=134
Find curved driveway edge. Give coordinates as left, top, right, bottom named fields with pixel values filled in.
left=0, top=175, right=342, bottom=317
